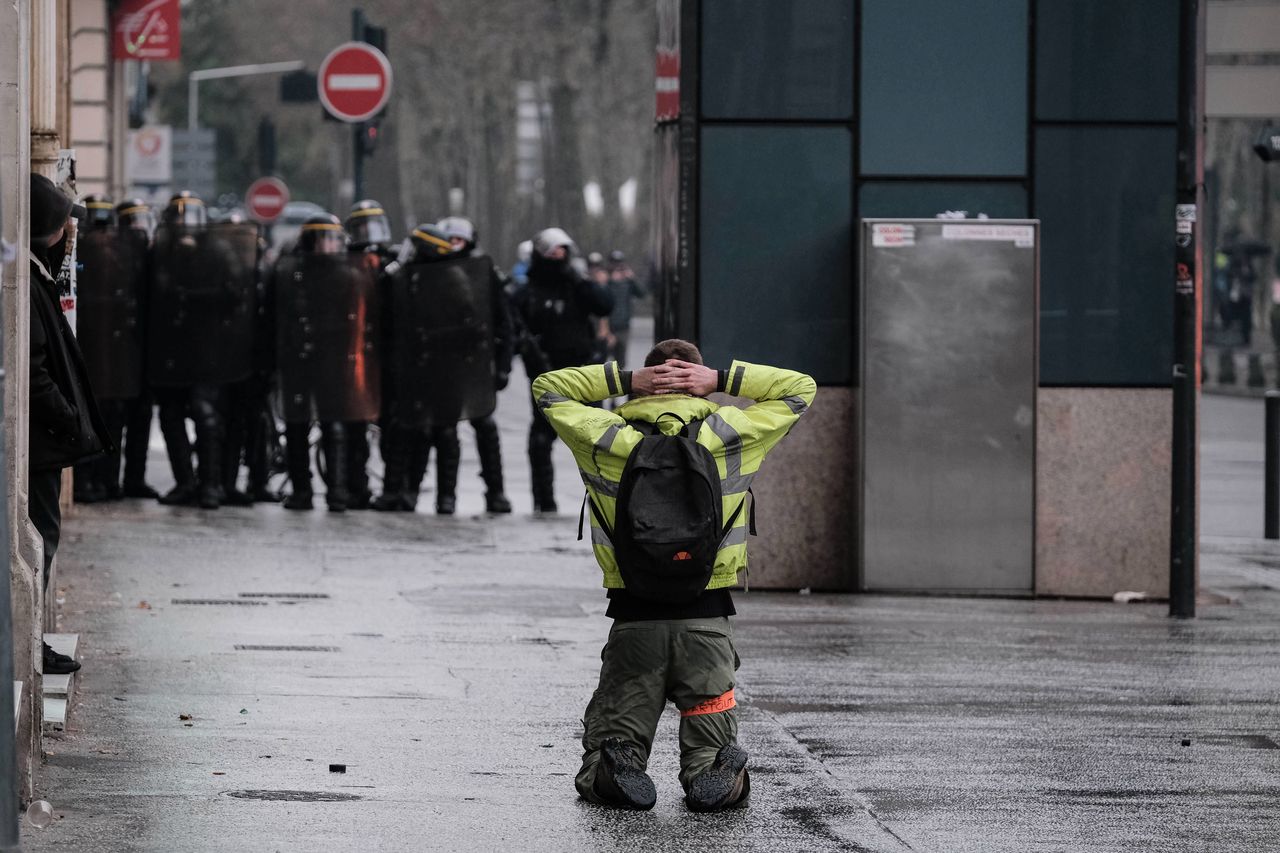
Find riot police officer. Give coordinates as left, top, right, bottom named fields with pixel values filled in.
left=149, top=191, right=258, bottom=509
left=113, top=199, right=160, bottom=498
left=73, top=196, right=125, bottom=502
left=276, top=214, right=381, bottom=512
left=375, top=223, right=493, bottom=513
left=512, top=228, right=613, bottom=513
left=343, top=199, right=397, bottom=509
left=436, top=216, right=515, bottom=514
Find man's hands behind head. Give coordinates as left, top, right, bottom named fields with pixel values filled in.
left=631, top=359, right=718, bottom=398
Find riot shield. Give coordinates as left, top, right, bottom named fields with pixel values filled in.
left=275, top=253, right=382, bottom=422
left=76, top=228, right=146, bottom=400
left=391, top=255, right=496, bottom=425
left=148, top=222, right=258, bottom=387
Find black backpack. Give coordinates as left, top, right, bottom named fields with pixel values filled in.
left=580, top=414, right=746, bottom=603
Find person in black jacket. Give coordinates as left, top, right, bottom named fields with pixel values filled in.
left=28, top=173, right=112, bottom=675
left=511, top=227, right=614, bottom=513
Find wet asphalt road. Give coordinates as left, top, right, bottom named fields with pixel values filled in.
left=21, top=381, right=1280, bottom=851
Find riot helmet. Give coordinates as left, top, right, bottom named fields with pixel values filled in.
left=83, top=194, right=116, bottom=230
left=115, top=199, right=156, bottom=238
left=586, top=251, right=604, bottom=269
left=517, top=240, right=533, bottom=266
left=608, top=250, right=626, bottom=264
left=436, top=216, right=477, bottom=253
left=344, top=199, right=393, bottom=249
left=297, top=213, right=348, bottom=255
left=530, top=227, right=576, bottom=275
left=409, top=223, right=456, bottom=262
left=162, top=191, right=207, bottom=228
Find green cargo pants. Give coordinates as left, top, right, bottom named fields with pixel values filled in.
left=575, top=617, right=740, bottom=802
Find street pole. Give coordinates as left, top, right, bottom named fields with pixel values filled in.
left=352, top=8, right=366, bottom=202
left=187, top=61, right=305, bottom=133
left=1170, top=0, right=1206, bottom=619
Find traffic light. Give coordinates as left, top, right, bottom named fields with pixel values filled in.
left=258, top=117, right=277, bottom=174
left=1254, top=126, right=1280, bottom=163
left=360, top=121, right=380, bottom=156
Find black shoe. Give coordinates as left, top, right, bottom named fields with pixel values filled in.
left=103, top=484, right=124, bottom=502
left=74, top=483, right=105, bottom=504
left=485, top=492, right=512, bottom=514
left=122, top=482, right=161, bottom=500
left=686, top=742, right=750, bottom=813
left=250, top=486, right=281, bottom=504
left=327, top=496, right=348, bottom=513
left=283, top=491, right=314, bottom=511
left=436, top=495, right=456, bottom=515
left=372, top=492, right=413, bottom=512
left=42, top=642, right=80, bottom=675
left=222, top=488, right=254, bottom=507
left=158, top=483, right=199, bottom=506
left=197, top=484, right=222, bottom=510
left=592, top=738, right=656, bottom=810
left=533, top=498, right=558, bottom=514
left=347, top=490, right=372, bottom=511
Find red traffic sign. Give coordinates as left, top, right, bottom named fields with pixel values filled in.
left=245, top=177, right=289, bottom=223
left=318, top=42, right=392, bottom=123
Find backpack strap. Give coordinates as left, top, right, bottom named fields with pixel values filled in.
left=748, top=487, right=758, bottom=536
left=577, top=490, right=616, bottom=542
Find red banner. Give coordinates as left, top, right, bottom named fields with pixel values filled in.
left=113, top=0, right=181, bottom=62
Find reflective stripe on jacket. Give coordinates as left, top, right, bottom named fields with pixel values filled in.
left=531, top=359, right=817, bottom=590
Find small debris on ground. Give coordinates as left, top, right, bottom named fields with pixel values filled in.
left=179, top=714, right=192, bottom=721
left=329, top=764, right=347, bottom=774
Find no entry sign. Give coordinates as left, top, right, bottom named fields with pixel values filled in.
left=318, top=42, right=392, bottom=123
left=245, top=177, right=289, bottom=223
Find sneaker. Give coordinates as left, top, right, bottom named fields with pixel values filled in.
left=686, top=742, right=750, bottom=813
left=42, top=641, right=80, bottom=675
left=592, top=738, right=656, bottom=811
left=484, top=492, right=513, bottom=514
left=283, top=491, right=314, bottom=511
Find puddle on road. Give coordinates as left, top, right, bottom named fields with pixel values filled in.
left=224, top=790, right=363, bottom=802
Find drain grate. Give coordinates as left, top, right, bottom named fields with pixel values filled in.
left=225, top=790, right=362, bottom=802
left=239, top=593, right=331, bottom=600
left=172, top=599, right=269, bottom=606
left=234, top=644, right=339, bottom=652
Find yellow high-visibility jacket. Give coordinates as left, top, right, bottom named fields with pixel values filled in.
left=531, top=359, right=817, bottom=590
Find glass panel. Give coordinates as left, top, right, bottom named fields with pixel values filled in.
left=700, top=126, right=852, bottom=384
left=861, top=0, right=1028, bottom=176
left=1036, top=0, right=1178, bottom=122
left=859, top=182, right=1028, bottom=219
left=702, top=0, right=854, bottom=120
left=1035, top=126, right=1177, bottom=385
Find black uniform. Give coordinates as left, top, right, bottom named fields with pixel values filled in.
left=512, top=232, right=614, bottom=512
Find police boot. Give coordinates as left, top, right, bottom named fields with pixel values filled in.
left=121, top=397, right=158, bottom=499
left=591, top=738, right=657, bottom=811
left=529, top=428, right=557, bottom=514
left=403, top=432, right=431, bottom=513
left=321, top=423, right=349, bottom=513
left=282, top=422, right=314, bottom=510
left=346, top=422, right=372, bottom=510
left=195, top=428, right=224, bottom=510
left=247, top=400, right=280, bottom=503
left=434, top=425, right=459, bottom=515
left=372, top=426, right=411, bottom=511
left=473, top=415, right=511, bottom=514
left=191, top=387, right=225, bottom=509
left=685, top=742, right=750, bottom=813
left=158, top=402, right=198, bottom=506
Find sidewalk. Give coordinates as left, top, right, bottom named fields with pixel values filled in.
left=22, top=371, right=1280, bottom=851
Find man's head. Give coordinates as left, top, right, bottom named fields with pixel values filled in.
left=30, top=173, right=76, bottom=248
left=644, top=339, right=703, bottom=368
left=297, top=214, right=347, bottom=255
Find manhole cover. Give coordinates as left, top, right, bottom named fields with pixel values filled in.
left=225, top=790, right=362, bottom=802
left=239, top=593, right=331, bottom=599
left=234, top=645, right=339, bottom=652
left=172, top=599, right=269, bottom=606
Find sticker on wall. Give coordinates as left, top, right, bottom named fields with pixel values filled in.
left=1175, top=220, right=1193, bottom=234
left=1175, top=204, right=1197, bottom=222
left=871, top=223, right=915, bottom=248
left=940, top=224, right=1034, bottom=248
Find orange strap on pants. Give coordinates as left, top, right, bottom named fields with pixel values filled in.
left=681, top=689, right=736, bottom=718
